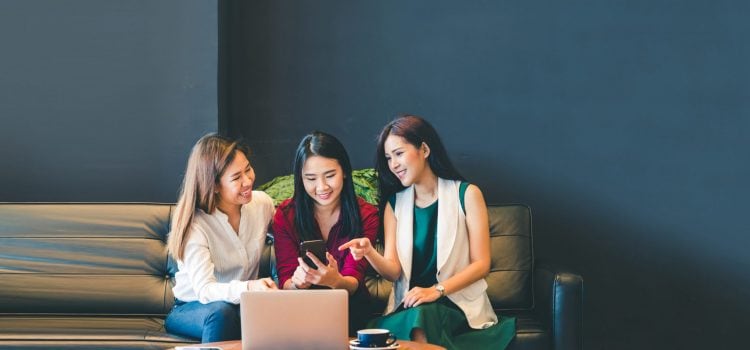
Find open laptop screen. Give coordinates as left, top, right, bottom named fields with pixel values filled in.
left=240, top=289, right=348, bottom=350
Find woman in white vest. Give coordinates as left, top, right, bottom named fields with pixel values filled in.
left=340, top=115, right=515, bottom=349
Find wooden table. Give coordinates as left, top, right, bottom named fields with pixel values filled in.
left=196, top=339, right=446, bottom=350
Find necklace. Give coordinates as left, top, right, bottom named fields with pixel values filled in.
left=414, top=190, right=437, bottom=208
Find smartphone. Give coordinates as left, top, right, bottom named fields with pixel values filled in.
left=299, top=239, right=328, bottom=269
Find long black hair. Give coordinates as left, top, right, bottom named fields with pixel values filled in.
left=292, top=131, right=363, bottom=241
left=375, top=115, right=465, bottom=213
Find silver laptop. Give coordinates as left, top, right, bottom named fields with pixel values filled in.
left=240, top=289, right=349, bottom=350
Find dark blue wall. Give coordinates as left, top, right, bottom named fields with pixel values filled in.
left=0, top=0, right=218, bottom=202
left=224, top=1, right=749, bottom=348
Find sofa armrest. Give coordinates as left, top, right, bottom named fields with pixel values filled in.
left=259, top=233, right=278, bottom=283
left=534, top=262, right=583, bottom=350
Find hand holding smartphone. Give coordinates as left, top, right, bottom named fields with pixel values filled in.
left=299, top=239, right=328, bottom=269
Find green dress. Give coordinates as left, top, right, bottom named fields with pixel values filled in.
left=368, top=183, right=516, bottom=350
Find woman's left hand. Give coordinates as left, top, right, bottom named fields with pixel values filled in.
left=403, top=286, right=441, bottom=308
left=298, top=252, right=341, bottom=288
left=248, top=277, right=278, bottom=291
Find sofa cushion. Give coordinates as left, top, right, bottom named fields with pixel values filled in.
left=0, top=316, right=195, bottom=349
left=0, top=204, right=173, bottom=315
left=504, top=310, right=551, bottom=350
left=486, top=205, right=534, bottom=310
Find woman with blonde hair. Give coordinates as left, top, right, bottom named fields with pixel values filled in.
left=165, top=133, right=277, bottom=343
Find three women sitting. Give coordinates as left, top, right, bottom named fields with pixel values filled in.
left=166, top=116, right=515, bottom=349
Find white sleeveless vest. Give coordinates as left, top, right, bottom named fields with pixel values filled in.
left=385, top=178, right=498, bottom=329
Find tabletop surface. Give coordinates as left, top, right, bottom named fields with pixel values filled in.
left=195, top=338, right=446, bottom=350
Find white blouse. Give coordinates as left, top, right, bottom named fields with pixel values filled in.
left=172, top=191, right=275, bottom=304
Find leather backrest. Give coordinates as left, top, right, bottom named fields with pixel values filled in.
left=0, top=202, right=532, bottom=317
left=363, top=204, right=534, bottom=311
left=0, top=203, right=174, bottom=316
left=485, top=204, right=533, bottom=310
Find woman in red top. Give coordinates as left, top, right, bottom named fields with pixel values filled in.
left=272, top=131, right=379, bottom=333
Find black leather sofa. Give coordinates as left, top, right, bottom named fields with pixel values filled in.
left=364, top=204, right=583, bottom=350
left=0, top=203, right=581, bottom=349
left=0, top=204, right=202, bottom=349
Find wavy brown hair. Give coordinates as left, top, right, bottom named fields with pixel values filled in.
left=167, top=133, right=250, bottom=261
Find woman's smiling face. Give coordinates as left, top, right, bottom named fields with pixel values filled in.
left=216, top=151, right=255, bottom=209
left=301, top=155, right=344, bottom=208
left=383, top=134, right=430, bottom=187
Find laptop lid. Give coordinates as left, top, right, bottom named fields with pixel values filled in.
left=240, top=289, right=348, bottom=350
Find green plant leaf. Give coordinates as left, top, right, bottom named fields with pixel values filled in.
left=257, top=168, right=379, bottom=206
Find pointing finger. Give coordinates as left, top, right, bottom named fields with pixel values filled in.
left=338, top=240, right=355, bottom=251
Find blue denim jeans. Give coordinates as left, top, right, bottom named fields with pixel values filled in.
left=165, top=300, right=241, bottom=343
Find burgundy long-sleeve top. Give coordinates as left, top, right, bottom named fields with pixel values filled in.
left=272, top=197, right=379, bottom=291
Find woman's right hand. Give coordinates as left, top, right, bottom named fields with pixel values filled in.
left=338, top=237, right=373, bottom=261
left=247, top=277, right=278, bottom=291
left=290, top=265, right=312, bottom=289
